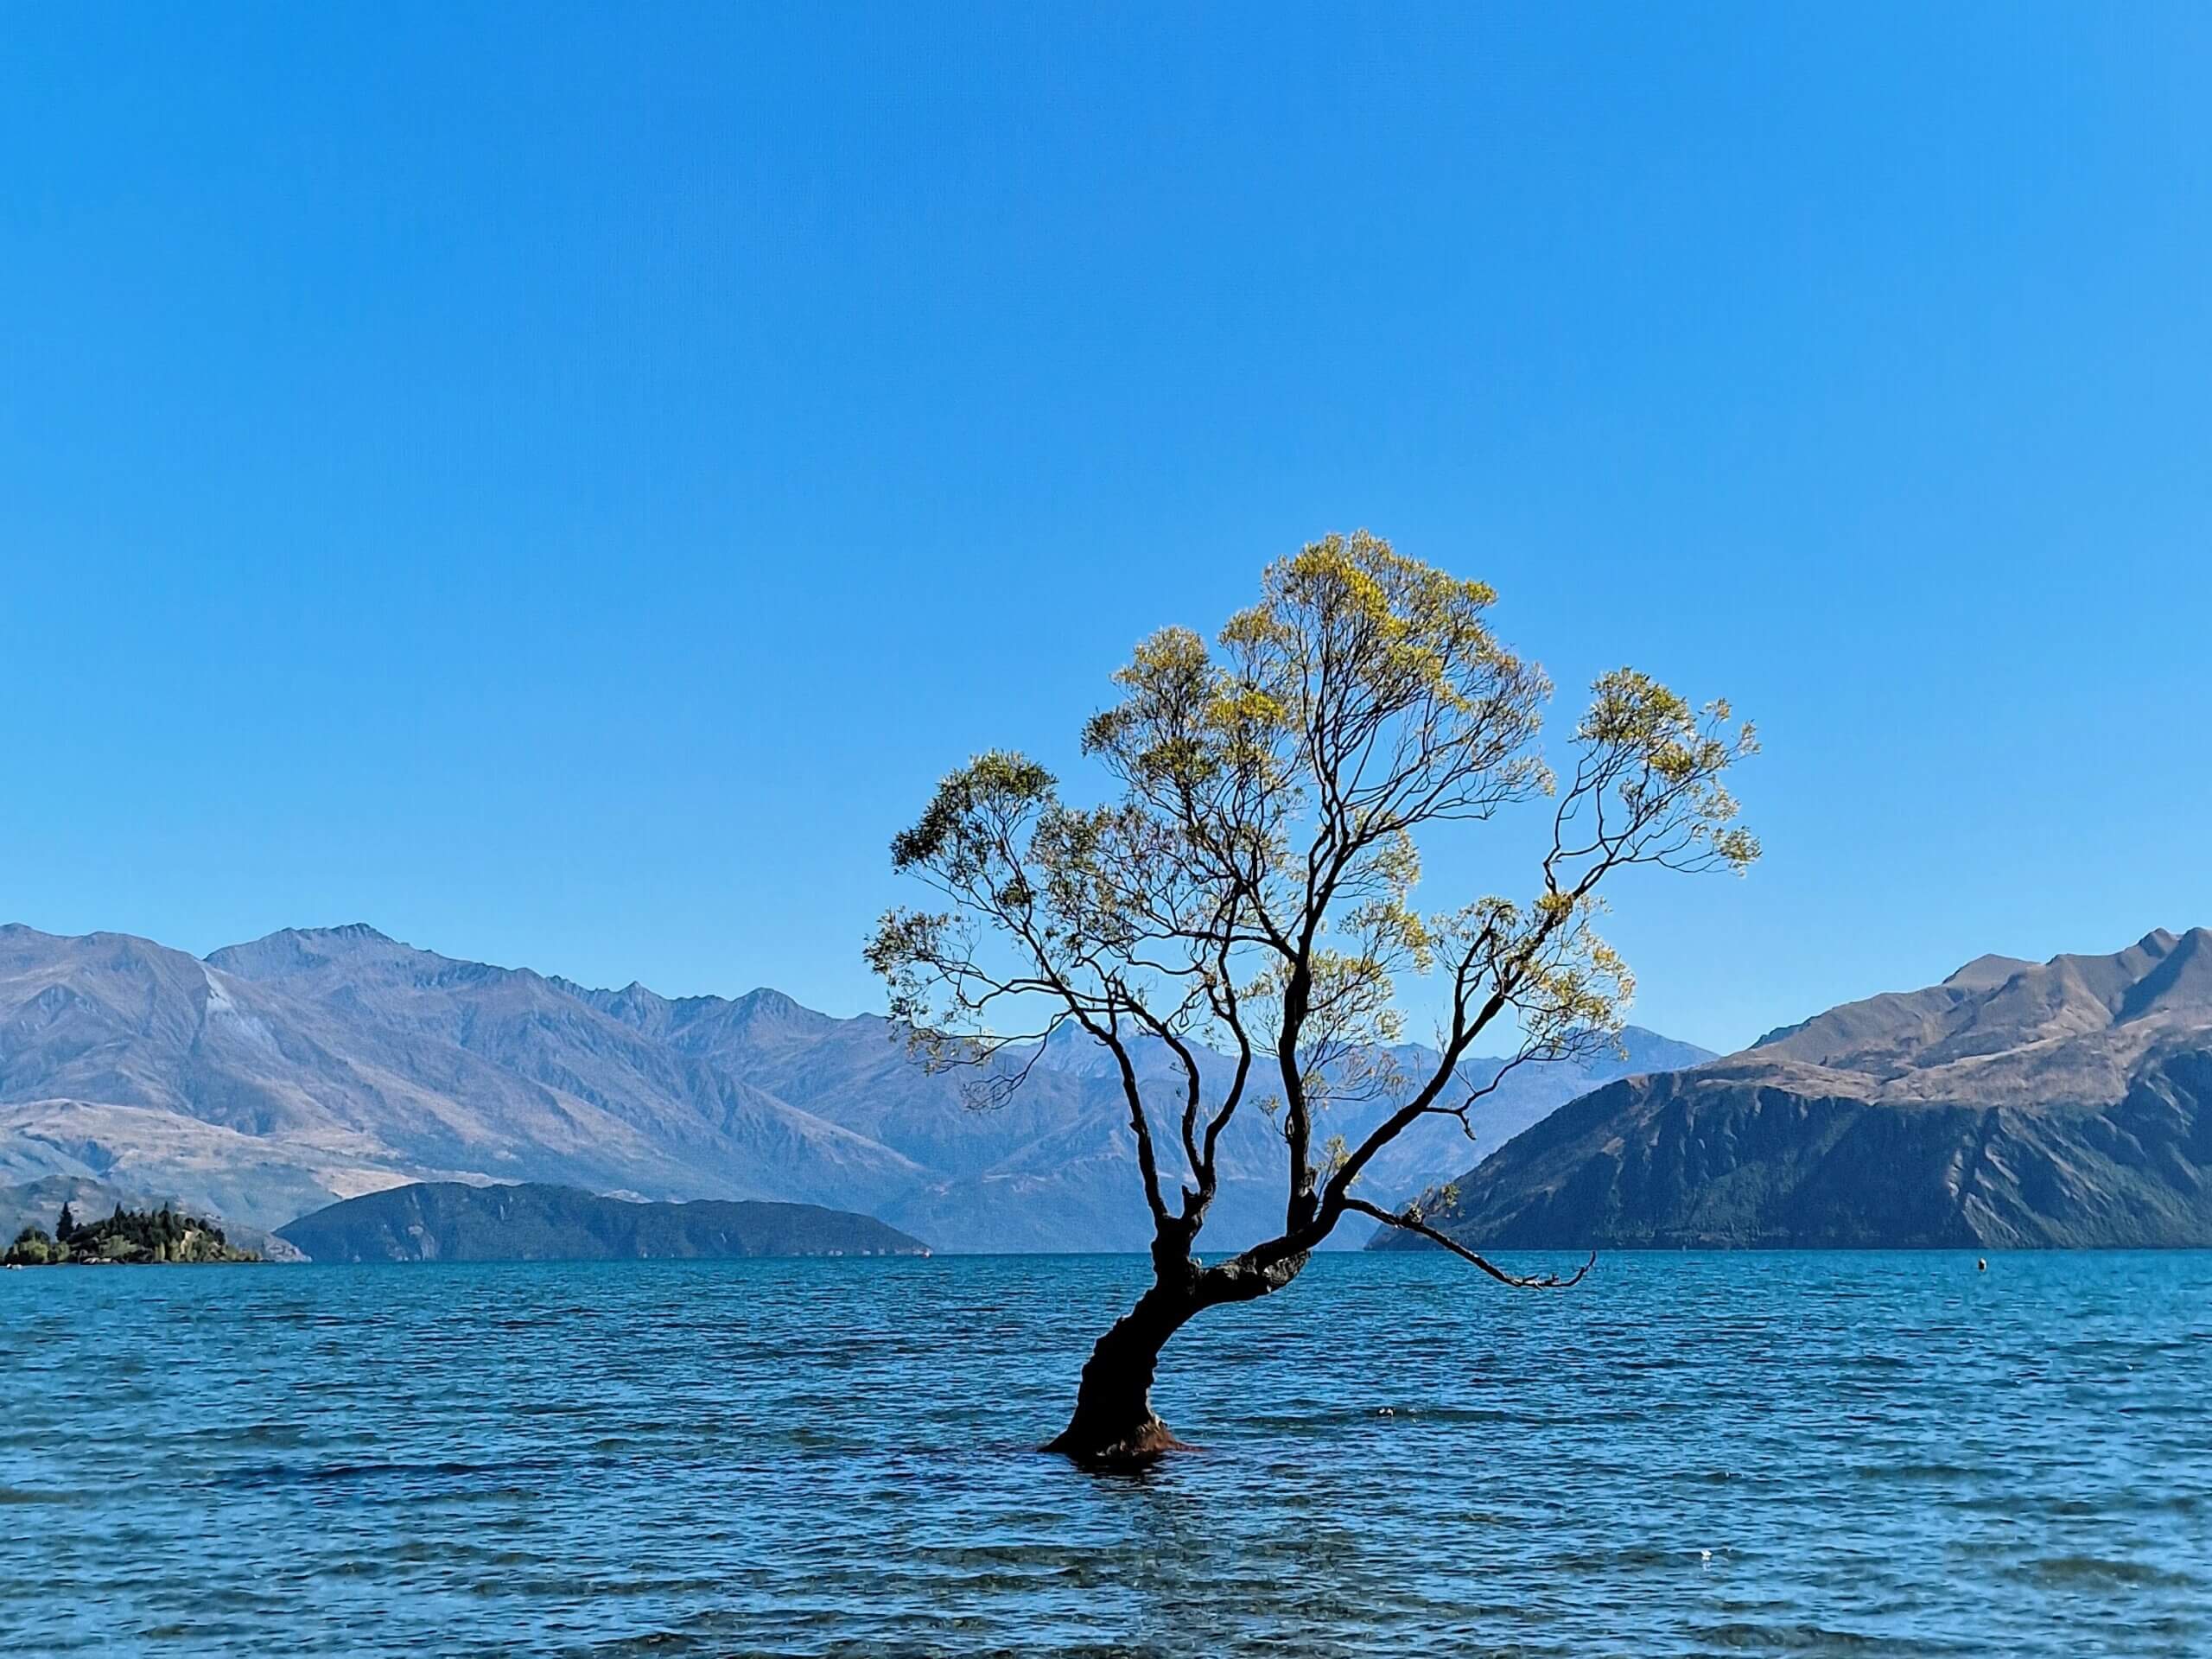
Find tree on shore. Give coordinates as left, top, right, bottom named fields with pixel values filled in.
left=868, top=532, right=1758, bottom=1465
left=3, top=1202, right=251, bottom=1265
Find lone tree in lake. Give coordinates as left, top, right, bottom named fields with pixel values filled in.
left=869, top=532, right=1758, bottom=1464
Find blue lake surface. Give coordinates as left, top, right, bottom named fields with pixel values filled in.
left=3, top=1251, right=2207, bottom=1657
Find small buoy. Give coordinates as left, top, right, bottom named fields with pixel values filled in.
left=1977, top=1258, right=1987, bottom=1272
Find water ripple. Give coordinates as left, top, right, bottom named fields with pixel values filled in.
left=2, top=1251, right=2209, bottom=1656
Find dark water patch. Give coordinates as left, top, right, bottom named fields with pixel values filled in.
left=1852, top=1460, right=1977, bottom=1482
left=1694, top=1622, right=1907, bottom=1652
left=215, top=1453, right=587, bottom=1487
left=2010, top=1555, right=2199, bottom=1589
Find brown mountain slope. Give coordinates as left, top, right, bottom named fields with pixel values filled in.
left=1385, top=930, right=2212, bottom=1250
left=2, top=924, right=924, bottom=1227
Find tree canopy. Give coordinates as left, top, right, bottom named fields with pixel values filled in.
left=870, top=531, right=1758, bottom=1459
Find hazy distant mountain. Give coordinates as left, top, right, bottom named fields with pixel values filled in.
left=1385, top=929, right=2212, bottom=1249
left=277, top=1181, right=927, bottom=1262
left=0, top=922, right=925, bottom=1226
left=0, top=921, right=1708, bottom=1249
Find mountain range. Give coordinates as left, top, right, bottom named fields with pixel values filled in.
left=1389, top=928, right=2212, bottom=1249
left=0, top=922, right=1705, bottom=1249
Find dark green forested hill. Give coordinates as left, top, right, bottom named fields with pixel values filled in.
left=277, top=1181, right=932, bottom=1262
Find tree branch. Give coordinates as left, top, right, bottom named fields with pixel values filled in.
left=1342, top=1198, right=1596, bottom=1288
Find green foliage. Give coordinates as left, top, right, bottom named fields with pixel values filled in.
left=4, top=1226, right=59, bottom=1266
left=3, top=1204, right=257, bottom=1267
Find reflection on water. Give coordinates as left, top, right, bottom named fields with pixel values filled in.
left=3, top=1250, right=2207, bottom=1656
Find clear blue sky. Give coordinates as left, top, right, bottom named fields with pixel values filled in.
left=3, top=3, right=2207, bottom=1052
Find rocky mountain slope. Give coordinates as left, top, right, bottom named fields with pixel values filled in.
left=277, top=1181, right=928, bottom=1262
left=1383, top=929, right=2212, bottom=1249
left=0, top=921, right=1705, bottom=1249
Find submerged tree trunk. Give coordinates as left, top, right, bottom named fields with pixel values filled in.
left=1042, top=1283, right=1198, bottom=1465
left=1045, top=1246, right=1313, bottom=1466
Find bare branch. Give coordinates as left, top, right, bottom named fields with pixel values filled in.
left=1343, top=1198, right=1597, bottom=1289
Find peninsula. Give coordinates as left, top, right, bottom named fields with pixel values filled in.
left=277, top=1181, right=933, bottom=1262
left=5, top=1202, right=262, bottom=1265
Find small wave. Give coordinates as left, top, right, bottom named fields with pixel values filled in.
left=214, top=1453, right=583, bottom=1489
left=1694, top=1622, right=1895, bottom=1652
left=1852, top=1462, right=1974, bottom=1483
left=2010, top=1555, right=2199, bottom=1589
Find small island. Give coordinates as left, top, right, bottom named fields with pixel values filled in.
left=4, top=1202, right=263, bottom=1267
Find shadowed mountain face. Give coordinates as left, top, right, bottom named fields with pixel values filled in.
left=1389, top=929, right=2212, bottom=1250
left=0, top=922, right=1707, bottom=1247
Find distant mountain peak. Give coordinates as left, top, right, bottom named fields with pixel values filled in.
left=2128, top=925, right=2212, bottom=965
left=733, top=987, right=806, bottom=1018
left=1739, top=927, right=2212, bottom=1099
left=1942, top=952, right=2033, bottom=990
left=2, top=923, right=170, bottom=955
left=207, top=922, right=413, bottom=973
left=246, top=922, right=401, bottom=949
left=710, top=986, right=838, bottom=1041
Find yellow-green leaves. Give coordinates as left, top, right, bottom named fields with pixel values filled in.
left=1222, top=531, right=1534, bottom=735
left=890, top=751, right=1057, bottom=876
left=1084, top=622, right=1299, bottom=801
left=1562, top=670, right=1760, bottom=880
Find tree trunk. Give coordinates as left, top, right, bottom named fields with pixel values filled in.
left=1043, top=1243, right=1314, bottom=1466
left=1042, top=1284, right=1197, bottom=1466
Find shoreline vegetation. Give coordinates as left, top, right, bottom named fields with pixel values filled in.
left=4, top=1202, right=263, bottom=1267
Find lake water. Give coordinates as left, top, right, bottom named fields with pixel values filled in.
left=3, top=1251, right=2206, bottom=1657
